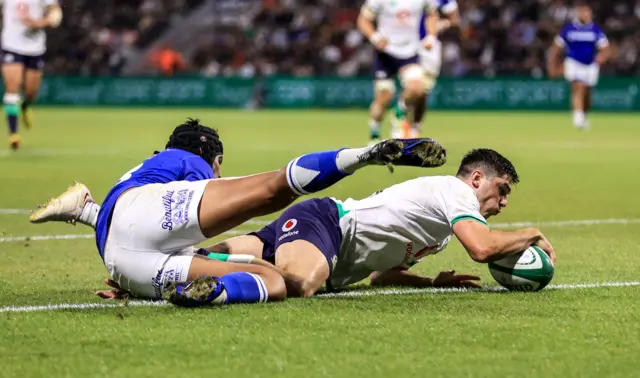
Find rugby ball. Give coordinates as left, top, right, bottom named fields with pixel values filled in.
left=488, top=246, right=554, bottom=292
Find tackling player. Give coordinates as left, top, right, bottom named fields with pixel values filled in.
left=547, top=2, right=610, bottom=130
left=1, top=0, right=62, bottom=149
left=357, top=0, right=438, bottom=146
left=392, top=0, right=460, bottom=138
left=206, top=149, right=556, bottom=299
left=30, top=118, right=447, bottom=305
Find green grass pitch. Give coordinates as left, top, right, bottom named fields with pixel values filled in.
left=0, top=109, right=639, bottom=377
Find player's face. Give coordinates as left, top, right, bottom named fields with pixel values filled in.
left=473, top=172, right=512, bottom=218
left=212, top=155, right=223, bottom=178
left=577, top=6, right=592, bottom=24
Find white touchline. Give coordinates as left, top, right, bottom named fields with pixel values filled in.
left=2, top=217, right=640, bottom=244
left=0, top=281, right=638, bottom=313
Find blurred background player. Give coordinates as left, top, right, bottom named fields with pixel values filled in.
left=547, top=2, right=610, bottom=130
left=392, top=0, right=460, bottom=138
left=357, top=0, right=438, bottom=146
left=1, top=0, right=62, bottom=150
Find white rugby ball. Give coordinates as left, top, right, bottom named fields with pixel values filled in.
left=488, top=246, right=554, bottom=292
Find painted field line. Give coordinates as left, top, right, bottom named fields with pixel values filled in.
left=0, top=209, right=272, bottom=227
left=0, top=228, right=253, bottom=243
left=491, top=218, right=640, bottom=228
left=3, top=217, right=640, bottom=244
left=1, top=281, right=639, bottom=313
left=0, top=148, right=122, bottom=158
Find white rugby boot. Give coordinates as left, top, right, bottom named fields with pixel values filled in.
left=30, top=182, right=94, bottom=225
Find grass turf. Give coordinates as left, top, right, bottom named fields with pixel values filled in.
left=0, top=109, right=639, bottom=377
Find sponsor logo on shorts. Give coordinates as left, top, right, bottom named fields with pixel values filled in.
left=278, top=230, right=299, bottom=242
left=151, top=268, right=182, bottom=299
left=282, top=219, right=297, bottom=232
left=161, top=189, right=195, bottom=231
left=161, top=190, right=176, bottom=230
left=4, top=54, right=14, bottom=63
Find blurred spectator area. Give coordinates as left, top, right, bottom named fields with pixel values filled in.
left=36, top=0, right=204, bottom=75
left=193, top=0, right=640, bottom=78
left=11, top=0, right=639, bottom=76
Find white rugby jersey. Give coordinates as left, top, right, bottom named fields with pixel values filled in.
left=361, top=0, right=436, bottom=58
left=2, top=0, right=57, bottom=55
left=330, top=176, right=486, bottom=288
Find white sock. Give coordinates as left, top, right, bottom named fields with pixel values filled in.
left=78, top=202, right=100, bottom=228
left=573, top=110, right=585, bottom=127
left=336, top=146, right=375, bottom=174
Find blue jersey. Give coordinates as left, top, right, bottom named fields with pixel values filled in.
left=95, top=149, right=214, bottom=257
left=555, top=22, right=608, bottom=65
left=419, top=0, right=458, bottom=38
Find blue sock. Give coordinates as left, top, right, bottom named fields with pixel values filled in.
left=219, top=272, right=268, bottom=304
left=4, top=93, right=20, bottom=135
left=286, top=149, right=350, bottom=195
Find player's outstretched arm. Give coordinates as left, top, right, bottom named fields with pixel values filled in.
left=452, top=220, right=556, bottom=264
left=370, top=267, right=480, bottom=288
left=547, top=38, right=564, bottom=78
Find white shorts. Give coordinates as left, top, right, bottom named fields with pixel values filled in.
left=419, top=40, right=443, bottom=77
left=564, top=58, right=599, bottom=87
left=103, top=180, right=211, bottom=299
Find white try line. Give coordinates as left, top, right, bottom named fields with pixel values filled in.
left=2, top=217, right=640, bottom=244
left=1, top=281, right=639, bottom=313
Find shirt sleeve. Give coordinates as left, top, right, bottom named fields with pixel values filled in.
left=554, top=25, right=568, bottom=48
left=44, top=0, right=59, bottom=6
left=361, top=0, right=381, bottom=19
left=596, top=28, right=609, bottom=49
left=424, top=0, right=437, bottom=13
left=439, top=0, right=458, bottom=14
left=443, top=186, right=487, bottom=227
left=181, top=156, right=214, bottom=181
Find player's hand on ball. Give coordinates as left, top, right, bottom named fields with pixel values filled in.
left=95, top=279, right=131, bottom=300
left=535, top=235, right=556, bottom=266
left=432, top=270, right=481, bottom=288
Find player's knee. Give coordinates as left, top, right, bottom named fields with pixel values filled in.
left=297, top=278, right=323, bottom=298
left=374, top=79, right=395, bottom=98
left=409, top=82, right=428, bottom=99
left=264, top=270, right=287, bottom=301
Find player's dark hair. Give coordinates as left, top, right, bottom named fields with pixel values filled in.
left=161, top=118, right=223, bottom=166
left=456, top=149, right=519, bottom=184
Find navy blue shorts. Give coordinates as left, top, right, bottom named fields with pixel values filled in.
left=373, top=51, right=419, bottom=79
left=2, top=50, right=45, bottom=70
left=251, top=197, right=342, bottom=272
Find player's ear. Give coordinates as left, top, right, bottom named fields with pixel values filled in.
left=470, top=170, right=484, bottom=189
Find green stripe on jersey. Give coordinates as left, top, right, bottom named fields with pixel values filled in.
left=451, top=214, right=487, bottom=226
left=334, top=201, right=350, bottom=219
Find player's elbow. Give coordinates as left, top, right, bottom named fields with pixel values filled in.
left=466, top=245, right=493, bottom=263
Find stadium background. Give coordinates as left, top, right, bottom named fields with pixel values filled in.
left=9, top=0, right=640, bottom=110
